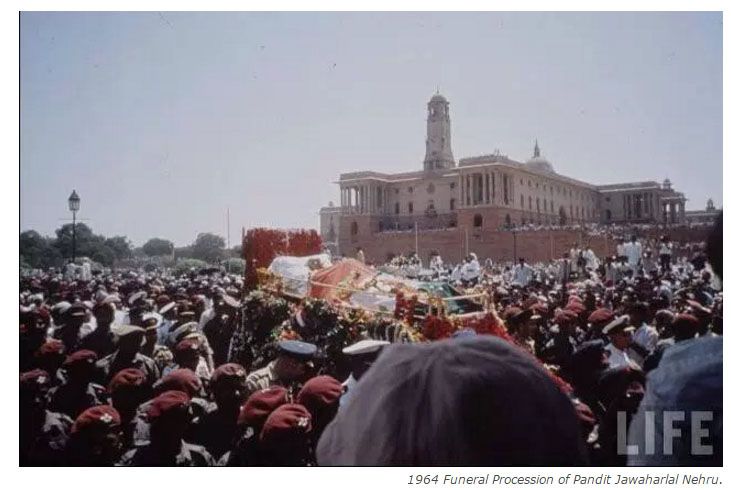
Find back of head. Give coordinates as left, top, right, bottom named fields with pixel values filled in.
left=316, top=337, right=587, bottom=466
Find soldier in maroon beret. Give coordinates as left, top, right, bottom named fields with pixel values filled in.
left=258, top=403, right=313, bottom=466
left=20, top=369, right=74, bottom=466
left=221, top=386, right=290, bottom=466
left=48, top=350, right=109, bottom=419
left=133, top=369, right=208, bottom=448
left=296, top=375, right=343, bottom=446
left=586, top=308, right=615, bottom=340
left=67, top=405, right=123, bottom=466
left=118, top=390, right=215, bottom=466
left=33, top=339, right=66, bottom=385
left=108, top=368, right=151, bottom=449
left=192, top=363, right=247, bottom=459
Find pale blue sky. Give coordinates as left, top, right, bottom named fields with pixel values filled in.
left=20, top=12, right=722, bottom=246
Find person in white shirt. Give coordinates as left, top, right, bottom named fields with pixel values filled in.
left=629, top=302, right=659, bottom=354
left=603, top=315, right=641, bottom=370
left=429, top=253, right=444, bottom=272
left=583, top=246, right=598, bottom=271
left=339, top=339, right=390, bottom=409
left=658, top=235, right=673, bottom=273
left=460, top=253, right=481, bottom=287
left=512, top=258, right=534, bottom=287
left=624, top=236, right=643, bottom=276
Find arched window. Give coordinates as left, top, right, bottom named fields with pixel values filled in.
left=350, top=221, right=358, bottom=236
left=473, top=214, right=483, bottom=228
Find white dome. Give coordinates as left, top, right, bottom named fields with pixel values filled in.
left=525, top=156, right=555, bottom=173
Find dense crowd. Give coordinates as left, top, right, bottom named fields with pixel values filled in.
left=19, top=219, right=723, bottom=466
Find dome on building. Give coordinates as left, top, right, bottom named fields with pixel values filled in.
left=429, top=93, right=448, bottom=103
left=525, top=140, right=555, bottom=173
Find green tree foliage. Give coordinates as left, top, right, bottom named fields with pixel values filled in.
left=191, top=233, right=226, bottom=263
left=142, top=238, right=175, bottom=257
left=20, top=224, right=133, bottom=268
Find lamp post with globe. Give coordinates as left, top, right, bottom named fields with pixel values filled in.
left=68, top=190, right=80, bottom=263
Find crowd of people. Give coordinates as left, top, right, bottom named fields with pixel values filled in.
left=19, top=218, right=723, bottom=466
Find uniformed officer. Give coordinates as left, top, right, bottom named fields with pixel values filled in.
left=108, top=368, right=151, bottom=449
left=258, top=403, right=313, bottom=466
left=66, top=405, right=124, bottom=466
left=80, top=295, right=118, bottom=358
left=53, top=303, right=88, bottom=353
left=95, top=325, right=160, bottom=387
left=244, top=340, right=317, bottom=399
left=339, top=339, right=389, bottom=409
left=48, top=350, right=108, bottom=419
left=20, top=369, right=74, bottom=466
left=118, top=390, right=216, bottom=466
left=193, top=363, right=247, bottom=459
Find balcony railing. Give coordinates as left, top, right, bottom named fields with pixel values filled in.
left=376, top=212, right=458, bottom=233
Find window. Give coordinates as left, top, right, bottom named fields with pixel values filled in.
left=377, top=187, right=383, bottom=207
left=449, top=198, right=456, bottom=211
left=528, top=180, right=532, bottom=188
left=520, top=195, right=524, bottom=208
left=394, top=188, right=399, bottom=195
left=426, top=200, right=436, bottom=212
left=551, top=201, right=554, bottom=212
left=520, top=179, right=524, bottom=185
left=427, top=183, right=435, bottom=194
left=605, top=196, right=610, bottom=202
left=450, top=182, right=456, bottom=190
left=473, top=214, right=483, bottom=228
left=550, top=186, right=554, bottom=195
left=408, top=187, right=414, bottom=194
left=605, top=210, right=612, bottom=221
left=543, top=199, right=547, bottom=212
left=505, top=214, right=512, bottom=227
left=536, top=199, right=540, bottom=212
left=529, top=196, right=532, bottom=210
left=395, top=202, right=400, bottom=215
left=350, top=222, right=358, bottom=236
left=408, top=202, right=413, bottom=214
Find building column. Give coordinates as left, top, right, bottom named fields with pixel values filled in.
left=679, top=201, right=686, bottom=224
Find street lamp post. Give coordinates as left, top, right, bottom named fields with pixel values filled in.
left=68, top=190, right=80, bottom=263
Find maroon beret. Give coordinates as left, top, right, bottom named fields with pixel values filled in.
left=63, top=349, right=98, bottom=368
left=154, top=368, right=202, bottom=397
left=296, top=375, right=343, bottom=414
left=238, top=386, right=289, bottom=428
left=146, top=390, right=191, bottom=420
left=174, top=338, right=200, bottom=354
left=566, top=302, right=586, bottom=314
left=587, top=308, right=614, bottom=326
left=71, top=405, right=121, bottom=434
left=259, top=403, right=312, bottom=446
left=211, top=363, right=246, bottom=386
left=554, top=309, right=578, bottom=325
left=35, top=339, right=65, bottom=358
left=108, top=368, right=147, bottom=393
left=20, top=369, right=51, bottom=388
left=672, top=313, right=700, bottom=333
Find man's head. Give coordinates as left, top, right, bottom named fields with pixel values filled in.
left=274, top=340, right=317, bottom=383
left=628, top=302, right=650, bottom=327
left=603, top=315, right=635, bottom=350
left=63, top=350, right=98, bottom=384
left=343, top=339, right=390, bottom=380
left=173, top=338, right=202, bottom=371
left=671, top=313, right=700, bottom=342
left=147, top=390, right=192, bottom=446
left=20, top=369, right=52, bottom=413
left=108, top=368, right=150, bottom=422
left=114, top=325, right=145, bottom=355
left=210, top=363, right=247, bottom=410
left=70, top=405, right=123, bottom=464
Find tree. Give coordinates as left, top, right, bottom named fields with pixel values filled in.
left=191, top=233, right=226, bottom=263
left=105, top=236, right=132, bottom=260
left=142, top=238, right=175, bottom=257
left=20, top=230, right=62, bottom=269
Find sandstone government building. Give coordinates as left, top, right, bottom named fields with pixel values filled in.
left=319, top=93, right=718, bottom=263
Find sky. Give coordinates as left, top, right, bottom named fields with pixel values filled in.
left=20, top=12, right=722, bottom=247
